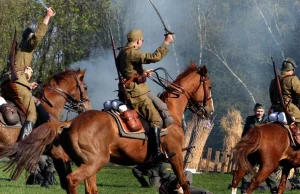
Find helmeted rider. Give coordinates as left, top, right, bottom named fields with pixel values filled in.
left=269, top=58, right=300, bottom=128
left=0, top=8, right=55, bottom=140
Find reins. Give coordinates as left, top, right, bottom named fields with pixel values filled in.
left=149, top=68, right=211, bottom=118
left=38, top=71, right=89, bottom=120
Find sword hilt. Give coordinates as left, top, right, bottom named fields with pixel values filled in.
left=164, top=29, right=175, bottom=37
left=49, top=7, right=56, bottom=16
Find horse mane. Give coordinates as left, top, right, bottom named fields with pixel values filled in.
left=45, top=68, right=81, bottom=86
left=173, top=61, right=198, bottom=84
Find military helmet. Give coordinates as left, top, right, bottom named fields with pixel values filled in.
left=281, top=58, right=297, bottom=72
left=22, top=27, right=34, bottom=41
left=126, top=29, right=143, bottom=42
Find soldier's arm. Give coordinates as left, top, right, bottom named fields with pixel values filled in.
left=291, top=76, right=300, bottom=95
left=29, top=8, right=54, bottom=48
left=132, top=44, right=169, bottom=64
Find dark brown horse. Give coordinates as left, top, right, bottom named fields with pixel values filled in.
left=231, top=123, right=300, bottom=194
left=0, top=69, right=91, bottom=188
left=1, top=62, right=214, bottom=194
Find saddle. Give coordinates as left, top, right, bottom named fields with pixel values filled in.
left=0, top=100, right=25, bottom=128
left=106, top=109, right=168, bottom=140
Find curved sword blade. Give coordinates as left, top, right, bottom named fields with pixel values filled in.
left=37, top=0, right=49, bottom=9
left=148, top=0, right=174, bottom=35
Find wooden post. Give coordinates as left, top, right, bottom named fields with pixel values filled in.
left=205, top=148, right=212, bottom=173
left=213, top=151, right=220, bottom=172
left=196, top=155, right=203, bottom=172
left=227, top=152, right=234, bottom=173
left=220, top=151, right=227, bottom=173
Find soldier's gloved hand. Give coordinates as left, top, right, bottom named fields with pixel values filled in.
left=164, top=34, right=174, bottom=44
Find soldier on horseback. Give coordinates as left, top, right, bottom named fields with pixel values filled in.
left=269, top=58, right=300, bottom=143
left=117, top=29, right=173, bottom=163
left=0, top=8, right=55, bottom=140
left=269, top=58, right=300, bottom=124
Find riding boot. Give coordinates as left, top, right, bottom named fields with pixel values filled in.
left=41, top=171, right=53, bottom=188
left=18, top=121, right=35, bottom=141
left=150, top=127, right=166, bottom=164
left=36, top=100, right=50, bottom=124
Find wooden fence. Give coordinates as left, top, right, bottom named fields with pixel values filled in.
left=186, top=147, right=237, bottom=173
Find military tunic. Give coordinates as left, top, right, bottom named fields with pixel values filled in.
left=1, top=23, right=48, bottom=123
left=117, top=43, right=169, bottom=128
left=242, top=114, right=267, bottom=137
left=269, top=71, right=300, bottom=123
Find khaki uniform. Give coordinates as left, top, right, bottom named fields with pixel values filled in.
left=1, top=23, right=48, bottom=123
left=269, top=71, right=300, bottom=123
left=117, top=43, right=169, bottom=128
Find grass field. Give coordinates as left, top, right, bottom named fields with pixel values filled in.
left=0, top=164, right=299, bottom=194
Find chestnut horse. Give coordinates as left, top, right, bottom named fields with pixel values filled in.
left=1, top=62, right=214, bottom=194
left=0, top=69, right=91, bottom=188
left=231, top=123, right=300, bottom=194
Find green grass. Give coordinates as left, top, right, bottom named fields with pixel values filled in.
left=0, top=164, right=299, bottom=194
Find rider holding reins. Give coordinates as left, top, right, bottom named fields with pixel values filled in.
left=117, top=29, right=173, bottom=163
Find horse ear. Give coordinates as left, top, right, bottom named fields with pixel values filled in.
left=199, top=65, right=208, bottom=76
left=190, top=61, right=197, bottom=68
left=78, top=69, right=86, bottom=81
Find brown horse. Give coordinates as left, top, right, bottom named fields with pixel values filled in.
left=0, top=69, right=91, bottom=188
left=230, top=123, right=300, bottom=194
left=1, top=62, right=214, bottom=194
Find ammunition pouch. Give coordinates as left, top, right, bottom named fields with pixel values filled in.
left=135, top=74, right=146, bottom=84
left=123, top=74, right=146, bottom=87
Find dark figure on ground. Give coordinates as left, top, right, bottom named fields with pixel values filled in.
left=26, top=155, right=58, bottom=188
left=132, top=162, right=211, bottom=194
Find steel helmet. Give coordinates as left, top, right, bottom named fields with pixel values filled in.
left=281, top=58, right=297, bottom=72
left=22, top=27, right=34, bottom=41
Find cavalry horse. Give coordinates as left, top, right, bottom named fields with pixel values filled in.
left=231, top=123, right=300, bottom=194
left=0, top=69, right=91, bottom=188
left=0, top=62, right=214, bottom=194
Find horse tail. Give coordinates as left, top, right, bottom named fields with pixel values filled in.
left=233, top=126, right=261, bottom=173
left=0, top=121, right=71, bottom=180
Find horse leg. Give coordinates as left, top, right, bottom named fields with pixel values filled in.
left=66, top=158, right=109, bottom=194
left=52, top=158, right=71, bottom=192
left=84, top=174, right=98, bottom=194
left=231, top=167, right=246, bottom=194
left=278, top=165, right=291, bottom=194
left=169, top=153, right=190, bottom=194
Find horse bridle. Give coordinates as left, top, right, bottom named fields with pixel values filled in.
left=150, top=68, right=212, bottom=118
left=41, top=71, right=89, bottom=115
left=185, top=76, right=212, bottom=117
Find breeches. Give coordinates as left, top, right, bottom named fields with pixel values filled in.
left=130, top=92, right=162, bottom=128
left=1, top=81, right=37, bottom=123
left=288, top=103, right=300, bottom=123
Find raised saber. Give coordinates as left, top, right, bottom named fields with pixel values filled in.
left=148, top=0, right=174, bottom=35
left=36, top=0, right=56, bottom=15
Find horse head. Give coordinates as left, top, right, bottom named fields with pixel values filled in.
left=192, top=64, right=214, bottom=118
left=46, top=69, right=92, bottom=113
left=170, top=61, right=214, bottom=119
